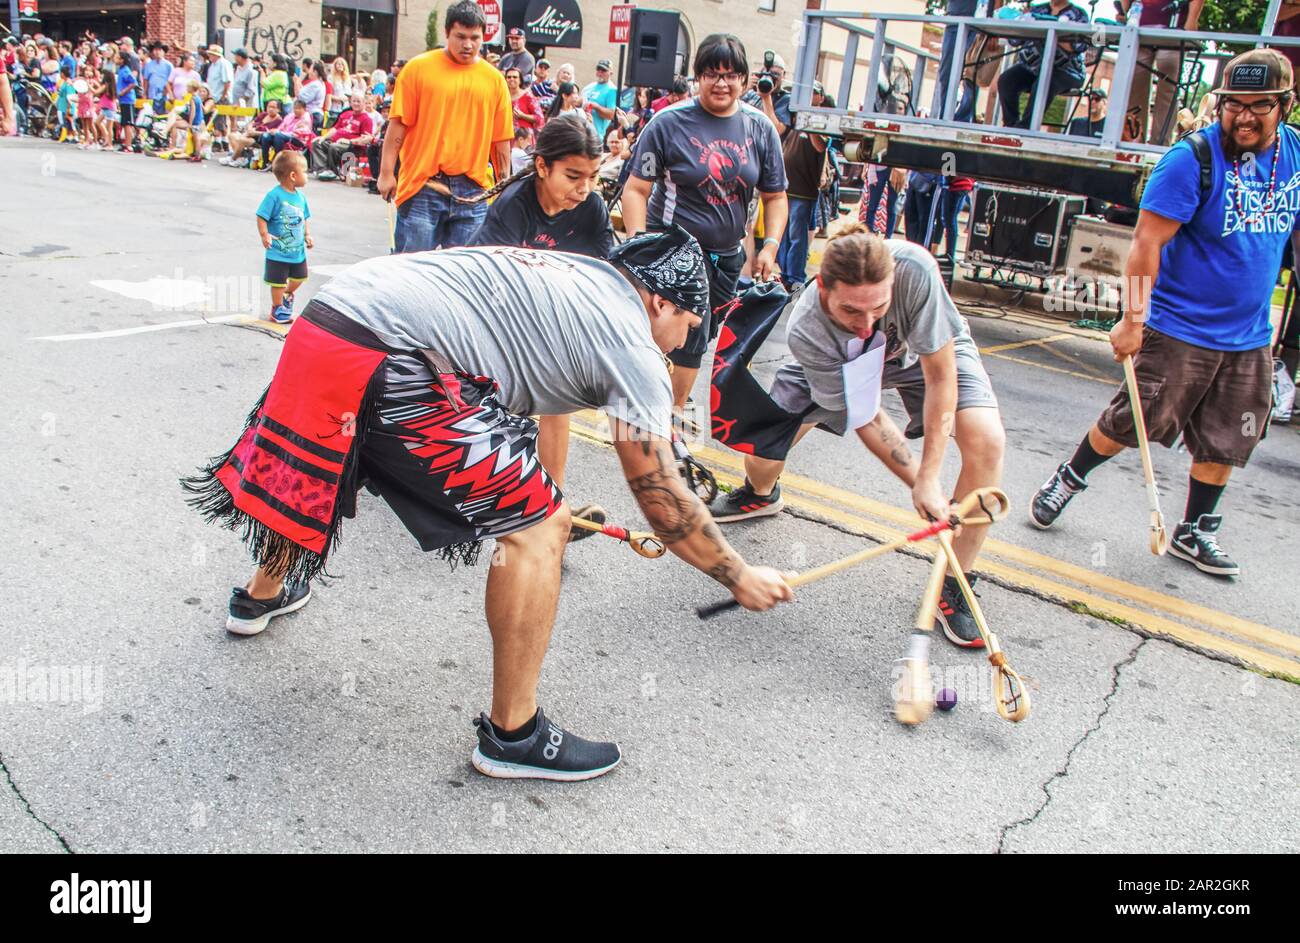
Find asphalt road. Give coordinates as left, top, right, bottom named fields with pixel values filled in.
left=2, top=138, right=1297, bottom=853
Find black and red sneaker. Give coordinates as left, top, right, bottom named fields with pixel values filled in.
left=707, top=480, right=784, bottom=523
left=935, top=577, right=984, bottom=649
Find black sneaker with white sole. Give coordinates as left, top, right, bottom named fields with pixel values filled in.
left=226, top=583, right=312, bottom=635
left=566, top=504, right=607, bottom=543
left=1029, top=462, right=1087, bottom=529
left=935, top=577, right=985, bottom=649
left=1169, top=514, right=1239, bottom=577
left=471, top=708, right=621, bottom=782
left=707, top=480, right=784, bottom=523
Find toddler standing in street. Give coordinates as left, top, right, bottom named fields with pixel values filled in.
left=256, top=150, right=312, bottom=324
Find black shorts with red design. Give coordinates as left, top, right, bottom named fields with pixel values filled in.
left=362, top=351, right=564, bottom=552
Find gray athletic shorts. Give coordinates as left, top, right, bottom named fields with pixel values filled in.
left=770, top=336, right=998, bottom=438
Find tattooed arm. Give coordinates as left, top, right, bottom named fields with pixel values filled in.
left=611, top=425, right=794, bottom=611
left=855, top=409, right=918, bottom=488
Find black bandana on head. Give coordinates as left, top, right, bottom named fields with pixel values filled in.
left=608, top=224, right=710, bottom=319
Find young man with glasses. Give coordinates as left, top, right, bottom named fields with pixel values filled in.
left=1031, top=50, right=1300, bottom=578
left=622, top=33, right=789, bottom=417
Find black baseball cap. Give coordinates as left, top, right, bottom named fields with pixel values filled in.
left=596, top=59, right=612, bottom=71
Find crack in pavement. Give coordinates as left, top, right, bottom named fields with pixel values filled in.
left=0, top=751, right=73, bottom=853
left=995, top=637, right=1148, bottom=854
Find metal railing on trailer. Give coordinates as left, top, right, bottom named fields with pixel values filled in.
left=788, top=8, right=1300, bottom=207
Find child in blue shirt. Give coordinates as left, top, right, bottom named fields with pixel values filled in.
left=256, top=150, right=313, bottom=323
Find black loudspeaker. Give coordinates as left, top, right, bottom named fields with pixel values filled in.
left=627, top=9, right=680, bottom=89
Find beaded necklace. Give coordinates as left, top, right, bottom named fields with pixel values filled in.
left=1233, top=134, right=1280, bottom=227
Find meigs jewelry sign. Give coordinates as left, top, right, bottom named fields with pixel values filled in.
left=524, top=0, right=583, bottom=48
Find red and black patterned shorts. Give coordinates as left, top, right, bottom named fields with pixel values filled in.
left=361, top=351, right=564, bottom=553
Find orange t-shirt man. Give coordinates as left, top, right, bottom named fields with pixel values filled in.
left=389, top=48, right=512, bottom=210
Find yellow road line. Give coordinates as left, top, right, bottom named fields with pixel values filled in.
left=978, top=332, right=1075, bottom=354
left=983, top=350, right=1113, bottom=384
left=569, top=414, right=1300, bottom=676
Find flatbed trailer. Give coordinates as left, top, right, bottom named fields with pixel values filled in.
left=790, top=5, right=1300, bottom=206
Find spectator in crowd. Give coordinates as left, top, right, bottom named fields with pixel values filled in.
left=55, top=64, right=76, bottom=140
left=157, top=78, right=207, bottom=159
left=1121, top=0, right=1203, bottom=145
left=555, top=62, right=575, bottom=87
left=776, top=81, right=829, bottom=290
left=328, top=57, right=353, bottom=118
left=545, top=81, right=587, bottom=123
left=1067, top=87, right=1108, bottom=137
left=937, top=173, right=974, bottom=269
left=263, top=54, right=292, bottom=107
left=370, top=68, right=388, bottom=98
left=364, top=92, right=384, bottom=133
left=378, top=0, right=512, bottom=252
left=623, top=85, right=657, bottom=134
left=92, top=64, right=116, bottom=148
left=930, top=0, right=983, bottom=122
left=76, top=64, right=97, bottom=145
left=259, top=96, right=315, bottom=165
left=57, top=39, right=76, bottom=77
left=204, top=44, right=234, bottom=143
left=169, top=52, right=199, bottom=102
left=117, top=35, right=140, bottom=72
left=310, top=90, right=374, bottom=180
left=530, top=58, right=555, bottom=110
left=742, top=51, right=790, bottom=135
left=998, top=0, right=1090, bottom=129
left=221, top=97, right=282, bottom=167
left=509, top=126, right=532, bottom=173
left=364, top=98, right=391, bottom=191
left=498, top=27, right=535, bottom=84
left=232, top=48, right=261, bottom=108
left=623, top=33, right=789, bottom=415
left=903, top=169, right=942, bottom=248
left=299, top=61, right=328, bottom=130
left=651, top=77, right=690, bottom=112
left=582, top=58, right=618, bottom=141
left=142, top=41, right=172, bottom=112
left=256, top=149, right=312, bottom=323
left=505, top=66, right=543, bottom=141
left=115, top=49, right=140, bottom=151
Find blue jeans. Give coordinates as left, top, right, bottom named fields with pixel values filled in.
left=933, top=23, right=978, bottom=123
left=941, top=190, right=969, bottom=266
left=394, top=176, right=489, bottom=253
left=777, top=196, right=817, bottom=287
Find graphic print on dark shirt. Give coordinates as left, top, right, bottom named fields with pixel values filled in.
left=470, top=176, right=614, bottom=259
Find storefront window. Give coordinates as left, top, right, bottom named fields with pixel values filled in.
left=321, top=3, right=394, bottom=76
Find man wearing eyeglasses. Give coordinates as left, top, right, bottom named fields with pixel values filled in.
left=622, top=33, right=789, bottom=419
left=1030, top=50, right=1299, bottom=579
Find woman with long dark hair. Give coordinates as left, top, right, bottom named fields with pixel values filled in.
left=469, top=113, right=615, bottom=528
left=544, top=81, right=587, bottom=124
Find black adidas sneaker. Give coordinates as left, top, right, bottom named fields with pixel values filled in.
left=1030, top=462, right=1087, bottom=529
left=471, top=708, right=621, bottom=782
left=1169, top=514, right=1239, bottom=577
left=226, top=583, right=312, bottom=636
left=935, top=577, right=984, bottom=648
left=707, top=480, right=784, bottom=523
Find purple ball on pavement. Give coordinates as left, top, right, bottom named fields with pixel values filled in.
left=936, top=687, right=958, bottom=711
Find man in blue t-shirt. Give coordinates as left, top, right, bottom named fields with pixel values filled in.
left=581, top=59, right=618, bottom=141
left=1030, top=50, right=1299, bottom=579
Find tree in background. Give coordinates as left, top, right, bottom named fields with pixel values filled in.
left=426, top=8, right=441, bottom=51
